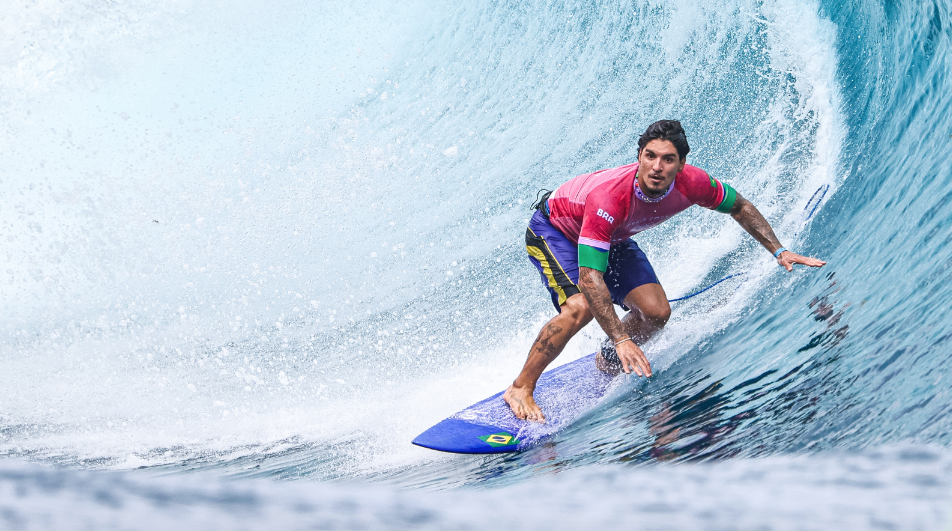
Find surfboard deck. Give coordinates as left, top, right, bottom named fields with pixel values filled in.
left=412, top=352, right=620, bottom=454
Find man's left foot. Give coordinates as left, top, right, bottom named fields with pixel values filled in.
left=503, top=384, right=546, bottom=423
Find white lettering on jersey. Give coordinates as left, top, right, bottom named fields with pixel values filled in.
left=596, top=208, right=615, bottom=224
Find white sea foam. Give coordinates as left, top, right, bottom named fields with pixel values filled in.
left=1, top=0, right=846, bottom=480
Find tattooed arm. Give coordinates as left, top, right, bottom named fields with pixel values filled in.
left=730, top=193, right=826, bottom=272
left=579, top=266, right=652, bottom=377
left=578, top=267, right=627, bottom=342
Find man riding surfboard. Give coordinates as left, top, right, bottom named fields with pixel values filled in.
left=504, top=120, right=826, bottom=422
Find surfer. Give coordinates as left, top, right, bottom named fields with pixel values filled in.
left=503, top=120, right=826, bottom=422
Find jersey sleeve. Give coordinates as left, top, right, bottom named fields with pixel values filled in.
left=680, top=166, right=738, bottom=213
left=577, top=191, right=624, bottom=272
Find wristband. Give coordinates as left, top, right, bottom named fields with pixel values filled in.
left=614, top=337, right=633, bottom=348
left=773, top=247, right=787, bottom=258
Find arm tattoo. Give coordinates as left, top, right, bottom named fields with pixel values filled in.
left=731, top=194, right=782, bottom=252
left=578, top=267, right=627, bottom=343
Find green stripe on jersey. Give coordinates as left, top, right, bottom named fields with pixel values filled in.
left=578, top=244, right=608, bottom=272
left=715, top=183, right=738, bottom=213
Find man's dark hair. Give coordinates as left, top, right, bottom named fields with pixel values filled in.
left=638, top=120, right=690, bottom=160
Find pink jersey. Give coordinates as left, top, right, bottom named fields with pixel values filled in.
left=547, top=162, right=735, bottom=251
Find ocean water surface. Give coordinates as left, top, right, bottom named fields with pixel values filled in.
left=2, top=0, right=952, bottom=528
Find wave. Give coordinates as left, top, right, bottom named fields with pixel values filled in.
left=1, top=0, right=951, bottom=495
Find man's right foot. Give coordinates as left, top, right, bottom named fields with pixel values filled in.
left=503, top=385, right=545, bottom=423
left=595, top=338, right=623, bottom=375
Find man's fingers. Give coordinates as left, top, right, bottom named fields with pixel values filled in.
left=619, top=354, right=634, bottom=375
left=779, top=253, right=826, bottom=271
left=618, top=347, right=652, bottom=378
left=629, top=360, right=643, bottom=377
left=622, top=356, right=649, bottom=378
left=638, top=358, right=652, bottom=378
left=792, top=255, right=826, bottom=267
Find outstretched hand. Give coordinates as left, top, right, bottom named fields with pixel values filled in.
left=778, top=251, right=826, bottom=272
left=616, top=340, right=652, bottom=377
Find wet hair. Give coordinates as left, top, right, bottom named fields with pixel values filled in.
left=638, top=120, right=690, bottom=160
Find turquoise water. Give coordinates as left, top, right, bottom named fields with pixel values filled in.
left=2, top=0, right=952, bottom=527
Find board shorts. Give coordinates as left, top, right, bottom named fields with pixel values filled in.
left=526, top=210, right=659, bottom=313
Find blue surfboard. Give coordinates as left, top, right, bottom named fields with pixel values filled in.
left=412, top=352, right=621, bottom=454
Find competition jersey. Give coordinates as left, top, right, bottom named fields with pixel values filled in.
left=546, top=162, right=736, bottom=271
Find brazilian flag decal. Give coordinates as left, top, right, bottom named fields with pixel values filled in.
left=479, top=432, right=520, bottom=447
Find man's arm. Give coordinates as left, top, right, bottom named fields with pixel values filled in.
left=729, top=193, right=826, bottom=271
left=578, top=266, right=652, bottom=377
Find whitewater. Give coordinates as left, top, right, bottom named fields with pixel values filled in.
left=1, top=0, right=951, bottom=528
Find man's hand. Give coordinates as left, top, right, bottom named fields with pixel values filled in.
left=616, top=339, right=652, bottom=377
left=579, top=266, right=654, bottom=378
left=777, top=251, right=826, bottom=272
left=731, top=194, right=826, bottom=271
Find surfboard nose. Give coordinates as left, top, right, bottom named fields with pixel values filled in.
left=412, top=418, right=522, bottom=454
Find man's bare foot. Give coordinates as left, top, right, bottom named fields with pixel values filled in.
left=595, top=350, right=622, bottom=375
left=503, top=384, right=545, bottom=423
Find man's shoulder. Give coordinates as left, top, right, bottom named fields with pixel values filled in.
left=556, top=162, right=637, bottom=203
left=674, top=164, right=727, bottom=209
left=679, top=164, right=712, bottom=181
left=590, top=162, right=639, bottom=190
left=565, top=162, right=638, bottom=184
left=604, top=162, right=640, bottom=179
left=675, top=164, right=716, bottom=192
left=584, top=164, right=637, bottom=214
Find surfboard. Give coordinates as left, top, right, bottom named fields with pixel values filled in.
left=412, top=352, right=620, bottom=454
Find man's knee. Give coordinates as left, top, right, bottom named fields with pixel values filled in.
left=559, top=294, right=593, bottom=328
left=646, top=305, right=671, bottom=327
left=624, top=284, right=670, bottom=328
left=637, top=301, right=670, bottom=328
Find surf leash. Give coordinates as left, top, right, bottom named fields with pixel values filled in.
left=667, top=272, right=748, bottom=303
left=804, top=184, right=829, bottom=221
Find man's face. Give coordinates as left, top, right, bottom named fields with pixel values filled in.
left=637, top=139, right=685, bottom=197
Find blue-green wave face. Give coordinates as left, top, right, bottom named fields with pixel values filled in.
left=1, top=0, right=951, bottom=486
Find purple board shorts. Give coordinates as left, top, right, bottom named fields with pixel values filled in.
left=525, top=210, right=659, bottom=313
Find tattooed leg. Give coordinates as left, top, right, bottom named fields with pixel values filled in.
left=504, top=294, right=593, bottom=422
